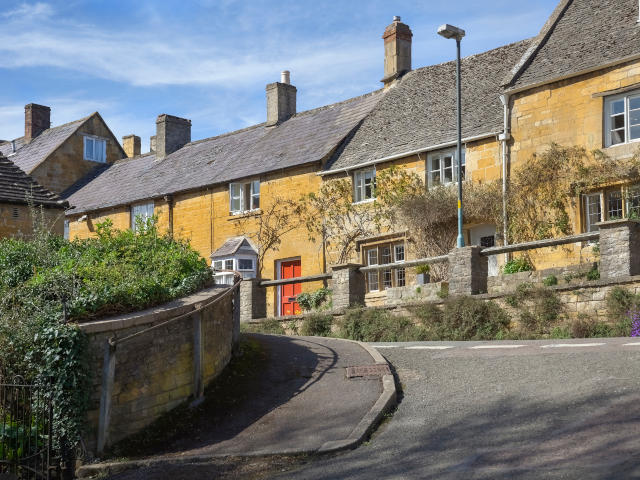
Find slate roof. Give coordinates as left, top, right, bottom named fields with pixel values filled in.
left=0, top=137, right=25, bottom=157
left=64, top=90, right=383, bottom=215
left=3, top=118, right=87, bottom=174
left=324, top=39, right=532, bottom=172
left=210, top=237, right=257, bottom=259
left=506, top=0, right=640, bottom=90
left=0, top=155, right=66, bottom=207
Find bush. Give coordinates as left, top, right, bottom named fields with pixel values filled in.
left=507, top=284, right=563, bottom=335
left=502, top=257, right=533, bottom=274
left=297, top=288, right=331, bottom=312
left=412, top=296, right=510, bottom=341
left=300, top=314, right=333, bottom=337
left=586, top=267, right=600, bottom=281
left=241, top=318, right=285, bottom=335
left=570, top=316, right=613, bottom=338
left=543, top=275, right=558, bottom=287
left=338, top=307, right=421, bottom=342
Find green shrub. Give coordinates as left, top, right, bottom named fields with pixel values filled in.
left=586, top=267, right=600, bottom=281
left=543, top=275, right=558, bottom=287
left=338, top=307, right=421, bottom=342
left=606, top=286, right=639, bottom=319
left=415, top=264, right=431, bottom=274
left=502, top=257, right=533, bottom=274
left=297, top=288, right=332, bottom=312
left=436, top=284, right=449, bottom=299
left=570, top=316, right=613, bottom=338
left=412, top=296, right=510, bottom=341
left=508, top=285, right=563, bottom=335
left=300, top=314, right=333, bottom=337
left=550, top=325, right=571, bottom=339
left=241, top=318, right=285, bottom=335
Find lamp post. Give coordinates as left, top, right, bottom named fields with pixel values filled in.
left=437, top=23, right=466, bottom=248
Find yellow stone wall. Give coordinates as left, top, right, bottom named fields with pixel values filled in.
left=30, top=114, right=124, bottom=195
left=0, top=203, right=65, bottom=238
left=509, top=59, right=640, bottom=269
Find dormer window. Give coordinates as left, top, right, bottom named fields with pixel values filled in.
left=84, top=135, right=107, bottom=162
left=605, top=91, right=640, bottom=147
left=230, top=180, right=260, bottom=214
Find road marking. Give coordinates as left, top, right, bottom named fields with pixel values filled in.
left=623, top=342, right=640, bottom=346
left=373, top=345, right=399, bottom=349
left=541, top=343, right=606, bottom=348
left=404, top=346, right=454, bottom=350
left=470, top=345, right=526, bottom=349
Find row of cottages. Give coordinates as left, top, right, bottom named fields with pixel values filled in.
left=54, top=0, right=639, bottom=317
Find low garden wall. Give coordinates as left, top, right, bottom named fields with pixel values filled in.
left=79, top=284, right=238, bottom=457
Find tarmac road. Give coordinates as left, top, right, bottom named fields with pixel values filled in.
left=276, top=337, right=640, bottom=480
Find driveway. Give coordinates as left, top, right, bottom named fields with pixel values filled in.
left=276, top=337, right=640, bottom=479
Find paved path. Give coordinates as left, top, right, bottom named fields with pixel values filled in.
left=276, top=337, right=640, bottom=480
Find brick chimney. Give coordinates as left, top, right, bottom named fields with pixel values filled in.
left=122, top=134, right=141, bottom=158
left=24, top=103, right=51, bottom=142
left=266, top=71, right=296, bottom=126
left=155, top=115, right=191, bottom=159
left=381, top=16, right=412, bottom=88
left=149, top=135, right=156, bottom=153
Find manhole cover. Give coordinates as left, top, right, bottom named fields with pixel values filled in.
left=346, top=364, right=391, bottom=378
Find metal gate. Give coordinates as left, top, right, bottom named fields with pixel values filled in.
left=0, top=375, right=62, bottom=480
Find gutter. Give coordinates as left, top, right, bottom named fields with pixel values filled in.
left=318, top=131, right=498, bottom=176
left=499, top=93, right=510, bottom=263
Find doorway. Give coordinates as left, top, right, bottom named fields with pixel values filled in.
left=279, top=258, right=301, bottom=316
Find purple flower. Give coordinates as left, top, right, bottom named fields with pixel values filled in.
left=628, top=309, right=640, bottom=337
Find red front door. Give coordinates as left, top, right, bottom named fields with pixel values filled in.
left=280, top=260, right=301, bottom=316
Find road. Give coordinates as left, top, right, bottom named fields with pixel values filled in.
left=275, top=337, right=640, bottom=480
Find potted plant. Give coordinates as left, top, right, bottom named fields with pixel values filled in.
left=415, top=264, right=431, bottom=284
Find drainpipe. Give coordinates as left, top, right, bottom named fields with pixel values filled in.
left=499, top=93, right=510, bottom=264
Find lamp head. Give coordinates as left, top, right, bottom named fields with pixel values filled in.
left=437, top=24, right=465, bottom=40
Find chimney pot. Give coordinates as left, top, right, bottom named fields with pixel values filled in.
left=122, top=134, right=141, bottom=158
left=24, top=103, right=51, bottom=142
left=381, top=17, right=412, bottom=88
left=155, top=114, right=191, bottom=159
left=266, top=73, right=297, bottom=126
left=393, top=15, right=401, bottom=21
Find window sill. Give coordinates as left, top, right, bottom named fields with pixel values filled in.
left=228, top=209, right=261, bottom=219
left=603, top=140, right=640, bottom=159
left=352, top=198, right=376, bottom=206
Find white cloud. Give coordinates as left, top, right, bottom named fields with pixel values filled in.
left=3, top=2, right=53, bottom=19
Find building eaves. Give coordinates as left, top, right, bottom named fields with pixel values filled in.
left=0, top=155, right=67, bottom=208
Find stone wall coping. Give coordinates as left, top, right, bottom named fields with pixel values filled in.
left=78, top=285, right=227, bottom=334
left=331, top=263, right=364, bottom=270
left=595, top=218, right=640, bottom=228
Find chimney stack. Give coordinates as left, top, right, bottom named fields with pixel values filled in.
left=155, top=114, right=191, bottom=159
left=381, top=16, right=412, bottom=88
left=24, top=103, right=51, bottom=142
left=149, top=135, right=156, bottom=153
left=122, top=134, right=141, bottom=158
left=266, top=71, right=296, bottom=126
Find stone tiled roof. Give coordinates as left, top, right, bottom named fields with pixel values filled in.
left=210, top=237, right=257, bottom=259
left=324, top=39, right=532, bottom=172
left=506, top=0, right=640, bottom=90
left=64, top=91, right=383, bottom=215
left=4, top=118, right=87, bottom=173
left=0, top=137, right=25, bottom=157
left=0, top=155, right=66, bottom=207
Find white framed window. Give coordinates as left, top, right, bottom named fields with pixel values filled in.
left=584, top=193, right=602, bottom=232
left=83, top=136, right=107, bottom=162
left=605, top=91, right=640, bottom=147
left=427, top=148, right=465, bottom=187
left=212, top=255, right=256, bottom=283
left=63, top=220, right=69, bottom=240
left=229, top=180, right=260, bottom=214
left=364, top=241, right=406, bottom=292
left=353, top=168, right=376, bottom=203
left=131, top=201, right=154, bottom=232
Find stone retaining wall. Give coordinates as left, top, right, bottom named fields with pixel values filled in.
left=79, top=285, right=236, bottom=456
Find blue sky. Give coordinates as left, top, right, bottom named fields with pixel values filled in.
left=0, top=1, right=559, bottom=153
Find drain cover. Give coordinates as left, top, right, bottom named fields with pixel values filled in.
left=346, top=364, right=391, bottom=378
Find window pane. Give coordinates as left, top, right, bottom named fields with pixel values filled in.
left=395, top=267, right=406, bottom=287
left=213, top=261, right=223, bottom=270
left=607, top=190, right=623, bottom=219
left=612, top=99, right=625, bottom=115
left=238, top=259, right=253, bottom=270
left=630, top=109, right=640, bottom=126
left=225, top=259, right=234, bottom=270
left=85, top=138, right=94, bottom=160
left=480, top=235, right=495, bottom=248
left=629, top=96, right=640, bottom=110
left=95, top=139, right=106, bottom=162
left=443, top=156, right=453, bottom=184
left=382, top=269, right=392, bottom=289
left=612, top=114, right=625, bottom=130
left=381, top=246, right=392, bottom=264
left=251, top=181, right=260, bottom=209
left=394, top=244, right=405, bottom=262
left=628, top=186, right=640, bottom=219
left=611, top=129, right=625, bottom=145
left=230, top=184, right=241, bottom=211
left=586, top=194, right=602, bottom=232
left=630, top=126, right=640, bottom=141
left=367, top=248, right=378, bottom=265
left=367, top=271, right=379, bottom=291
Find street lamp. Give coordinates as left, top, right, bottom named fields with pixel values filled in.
left=437, top=23, right=465, bottom=248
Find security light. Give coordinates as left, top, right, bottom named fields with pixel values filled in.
left=437, top=24, right=465, bottom=40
